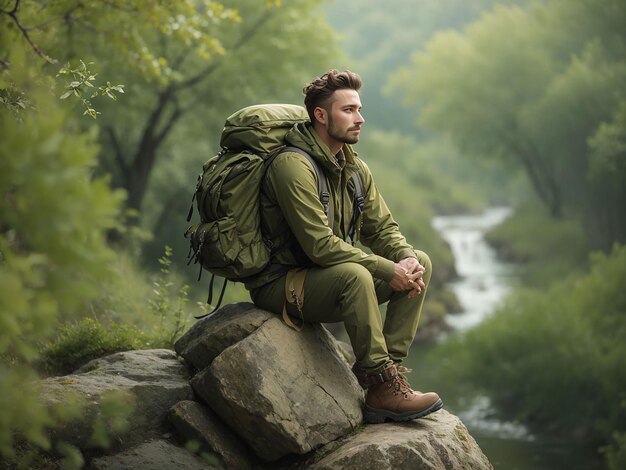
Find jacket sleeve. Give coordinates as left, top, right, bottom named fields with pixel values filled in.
left=265, top=152, right=396, bottom=281
left=356, top=159, right=417, bottom=262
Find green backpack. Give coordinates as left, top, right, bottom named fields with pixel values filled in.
left=185, top=103, right=364, bottom=305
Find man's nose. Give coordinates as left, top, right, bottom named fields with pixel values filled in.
left=355, top=111, right=365, bottom=124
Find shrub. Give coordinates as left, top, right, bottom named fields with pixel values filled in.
left=0, top=45, right=124, bottom=462
left=438, top=244, right=626, bottom=461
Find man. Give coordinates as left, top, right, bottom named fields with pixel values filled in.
left=248, top=69, right=442, bottom=424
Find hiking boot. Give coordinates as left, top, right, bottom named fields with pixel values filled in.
left=363, top=362, right=443, bottom=424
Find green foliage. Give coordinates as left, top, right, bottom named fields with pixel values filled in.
left=361, top=129, right=490, bottom=214
left=38, top=246, right=195, bottom=375
left=326, top=0, right=528, bottom=133
left=148, top=246, right=192, bottom=345
left=37, top=318, right=152, bottom=376
left=1, top=0, right=240, bottom=80
left=55, top=441, right=84, bottom=470
left=604, top=430, right=626, bottom=470
left=0, top=366, right=53, bottom=459
left=0, top=40, right=125, bottom=459
left=0, top=56, right=124, bottom=360
left=484, top=202, right=588, bottom=287
left=132, top=0, right=341, bottom=268
left=57, top=60, right=124, bottom=119
left=0, top=84, right=32, bottom=118
left=438, top=244, right=626, bottom=462
left=588, top=100, right=626, bottom=185
left=87, top=390, right=135, bottom=449
left=391, top=0, right=626, bottom=249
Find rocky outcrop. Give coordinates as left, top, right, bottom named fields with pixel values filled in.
left=39, top=303, right=492, bottom=469
left=40, top=349, right=193, bottom=450
left=306, top=411, right=492, bottom=469
left=176, top=302, right=363, bottom=462
left=173, top=302, right=492, bottom=469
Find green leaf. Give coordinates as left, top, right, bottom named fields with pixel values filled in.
left=60, top=90, right=73, bottom=100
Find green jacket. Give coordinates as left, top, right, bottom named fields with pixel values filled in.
left=246, top=122, right=416, bottom=289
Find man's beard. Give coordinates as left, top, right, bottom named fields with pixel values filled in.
left=328, top=116, right=360, bottom=144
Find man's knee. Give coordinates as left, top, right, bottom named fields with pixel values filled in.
left=415, top=250, right=432, bottom=283
left=335, top=262, right=374, bottom=289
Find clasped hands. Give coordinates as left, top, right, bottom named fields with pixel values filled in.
left=390, top=257, right=426, bottom=299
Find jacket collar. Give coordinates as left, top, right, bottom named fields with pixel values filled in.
left=286, top=122, right=357, bottom=173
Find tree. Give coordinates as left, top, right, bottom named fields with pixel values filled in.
left=94, top=1, right=337, bottom=224
left=98, top=0, right=339, bottom=268
left=587, top=101, right=626, bottom=248
left=2, top=0, right=341, bottom=282
left=325, top=0, right=530, bottom=133
left=390, top=0, right=626, bottom=249
left=0, top=42, right=124, bottom=461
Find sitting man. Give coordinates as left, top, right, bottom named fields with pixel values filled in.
left=247, top=69, right=442, bottom=424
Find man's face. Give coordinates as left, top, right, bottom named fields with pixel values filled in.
left=325, top=89, right=365, bottom=145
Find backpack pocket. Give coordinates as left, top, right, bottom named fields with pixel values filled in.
left=195, top=217, right=240, bottom=269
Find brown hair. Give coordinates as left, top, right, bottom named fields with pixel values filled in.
left=303, top=69, right=362, bottom=122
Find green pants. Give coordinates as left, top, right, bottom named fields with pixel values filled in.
left=250, top=251, right=432, bottom=375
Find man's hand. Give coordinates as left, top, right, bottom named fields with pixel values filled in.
left=398, top=257, right=426, bottom=299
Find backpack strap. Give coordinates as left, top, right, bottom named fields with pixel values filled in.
left=193, top=273, right=228, bottom=319
left=282, top=267, right=307, bottom=331
left=348, top=172, right=365, bottom=245
left=265, top=146, right=365, bottom=245
left=266, top=146, right=334, bottom=227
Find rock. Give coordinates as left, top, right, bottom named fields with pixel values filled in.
left=183, top=310, right=363, bottom=462
left=87, top=439, right=217, bottom=470
left=174, top=302, right=273, bottom=371
left=38, top=303, right=493, bottom=469
left=168, top=400, right=258, bottom=470
left=307, top=410, right=492, bottom=470
left=40, top=349, right=193, bottom=450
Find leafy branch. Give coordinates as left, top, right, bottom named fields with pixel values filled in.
left=0, top=85, right=32, bottom=119
left=57, top=61, right=124, bottom=119
left=0, top=0, right=57, bottom=65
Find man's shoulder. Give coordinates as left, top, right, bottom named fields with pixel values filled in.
left=265, top=148, right=320, bottom=188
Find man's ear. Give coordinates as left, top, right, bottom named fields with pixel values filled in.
left=313, top=107, right=327, bottom=125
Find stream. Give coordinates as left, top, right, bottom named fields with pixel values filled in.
left=404, top=207, right=604, bottom=470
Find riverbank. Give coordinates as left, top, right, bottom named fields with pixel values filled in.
left=406, top=207, right=607, bottom=470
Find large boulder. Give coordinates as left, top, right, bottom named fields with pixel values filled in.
left=306, top=410, right=493, bottom=469
left=173, top=303, right=493, bottom=468
left=174, top=302, right=274, bottom=371
left=40, top=349, right=193, bottom=450
left=175, top=304, right=364, bottom=462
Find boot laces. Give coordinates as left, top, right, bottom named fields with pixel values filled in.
left=396, top=365, right=415, bottom=392
left=389, top=373, right=413, bottom=398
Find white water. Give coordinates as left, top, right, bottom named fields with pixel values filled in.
left=419, top=207, right=603, bottom=469
left=430, top=207, right=529, bottom=440
left=432, top=206, right=515, bottom=332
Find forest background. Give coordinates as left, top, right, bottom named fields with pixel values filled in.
left=1, top=0, right=624, bottom=468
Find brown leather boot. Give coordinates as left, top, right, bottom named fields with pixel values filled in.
left=363, top=362, right=443, bottom=424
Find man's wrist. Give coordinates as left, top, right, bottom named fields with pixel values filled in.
left=396, top=249, right=417, bottom=262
